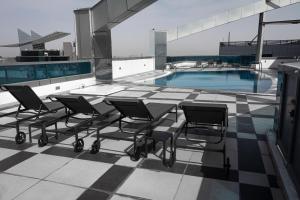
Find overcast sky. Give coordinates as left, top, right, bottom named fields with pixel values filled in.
left=0, top=0, right=300, bottom=57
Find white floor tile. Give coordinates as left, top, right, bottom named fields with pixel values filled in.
left=117, top=169, right=182, bottom=200
left=46, top=159, right=112, bottom=187
left=110, top=91, right=148, bottom=98
left=252, top=118, right=274, bottom=135
left=6, top=154, right=72, bottom=179
left=249, top=104, right=275, bottom=116
left=174, top=175, right=202, bottom=200
left=237, top=132, right=257, bottom=140
left=196, top=177, right=239, bottom=200
left=0, top=117, right=16, bottom=125
left=115, top=156, right=142, bottom=167
left=70, top=85, right=125, bottom=96
left=215, top=94, right=236, bottom=102
left=127, top=86, right=159, bottom=91
left=163, top=88, right=194, bottom=93
left=0, top=147, right=19, bottom=161
left=149, top=92, right=190, bottom=100
left=110, top=195, right=136, bottom=200
left=23, top=144, right=52, bottom=154
left=0, top=173, right=39, bottom=200
left=15, top=181, right=84, bottom=200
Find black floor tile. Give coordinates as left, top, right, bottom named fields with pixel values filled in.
left=140, top=159, right=187, bottom=174
left=227, top=132, right=237, bottom=138
left=239, top=183, right=273, bottom=200
left=0, top=138, right=33, bottom=150
left=91, top=165, right=133, bottom=192
left=256, top=134, right=267, bottom=141
left=77, top=189, right=109, bottom=200
left=42, top=146, right=80, bottom=158
left=238, top=139, right=265, bottom=173
left=237, top=117, right=255, bottom=133
left=78, top=151, right=121, bottom=164
left=157, top=118, right=175, bottom=127
left=237, top=116, right=253, bottom=124
left=0, top=151, right=36, bottom=171
left=141, top=92, right=157, bottom=98
left=268, top=175, right=279, bottom=188
left=185, top=164, right=239, bottom=182
left=186, top=93, right=198, bottom=100
left=237, top=104, right=250, bottom=114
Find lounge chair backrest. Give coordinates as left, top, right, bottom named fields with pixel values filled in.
left=54, top=96, right=95, bottom=114
left=106, top=98, right=153, bottom=120
left=180, top=102, right=227, bottom=126
left=3, top=85, right=48, bottom=111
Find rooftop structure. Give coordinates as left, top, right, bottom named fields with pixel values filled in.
left=0, top=29, right=70, bottom=50
left=1, top=0, right=300, bottom=200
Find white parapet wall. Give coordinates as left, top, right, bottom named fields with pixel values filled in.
left=0, top=77, right=97, bottom=107
left=112, top=57, right=155, bottom=79
left=254, top=58, right=299, bottom=70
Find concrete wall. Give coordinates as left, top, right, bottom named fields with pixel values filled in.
left=0, top=77, right=97, bottom=107
left=112, top=57, right=154, bottom=79
left=74, top=9, right=92, bottom=59
left=150, top=31, right=167, bottom=70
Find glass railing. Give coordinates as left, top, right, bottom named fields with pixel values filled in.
left=167, top=55, right=256, bottom=66
left=0, top=61, right=92, bottom=84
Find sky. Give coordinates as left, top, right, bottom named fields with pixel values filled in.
left=0, top=0, right=300, bottom=57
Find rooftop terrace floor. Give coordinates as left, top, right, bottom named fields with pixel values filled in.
left=0, top=84, right=283, bottom=200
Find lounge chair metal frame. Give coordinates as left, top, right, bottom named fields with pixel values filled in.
left=178, top=102, right=231, bottom=174
left=92, top=98, right=178, bottom=163
left=28, top=95, right=115, bottom=152
left=0, top=85, right=64, bottom=144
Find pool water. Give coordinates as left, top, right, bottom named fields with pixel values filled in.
left=155, top=70, right=272, bottom=93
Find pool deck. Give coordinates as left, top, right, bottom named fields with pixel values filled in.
left=0, top=82, right=284, bottom=200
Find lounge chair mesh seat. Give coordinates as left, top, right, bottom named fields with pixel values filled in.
left=178, top=102, right=231, bottom=173
left=93, top=98, right=178, bottom=161
left=0, top=85, right=64, bottom=144
left=30, top=95, right=115, bottom=152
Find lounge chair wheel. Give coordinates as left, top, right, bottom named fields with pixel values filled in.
left=38, top=135, right=48, bottom=147
left=15, top=132, right=26, bottom=144
left=90, top=140, right=100, bottom=154
left=130, top=149, right=141, bottom=161
left=74, top=139, right=84, bottom=152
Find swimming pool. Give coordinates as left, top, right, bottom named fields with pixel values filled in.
left=155, top=70, right=273, bottom=93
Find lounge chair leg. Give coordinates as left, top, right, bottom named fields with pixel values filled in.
left=38, top=127, right=48, bottom=147
left=184, top=123, right=188, bottom=137
left=28, top=126, right=32, bottom=143
left=55, top=123, right=58, bottom=140
left=175, top=106, right=178, bottom=122
left=91, top=129, right=101, bottom=154
left=15, top=123, right=26, bottom=144
left=74, top=134, right=84, bottom=152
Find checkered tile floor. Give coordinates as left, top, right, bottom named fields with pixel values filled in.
left=0, top=85, right=284, bottom=200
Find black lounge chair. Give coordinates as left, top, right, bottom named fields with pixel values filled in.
left=0, top=85, right=64, bottom=144
left=30, top=95, right=115, bottom=152
left=92, top=98, right=178, bottom=161
left=179, top=102, right=231, bottom=173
